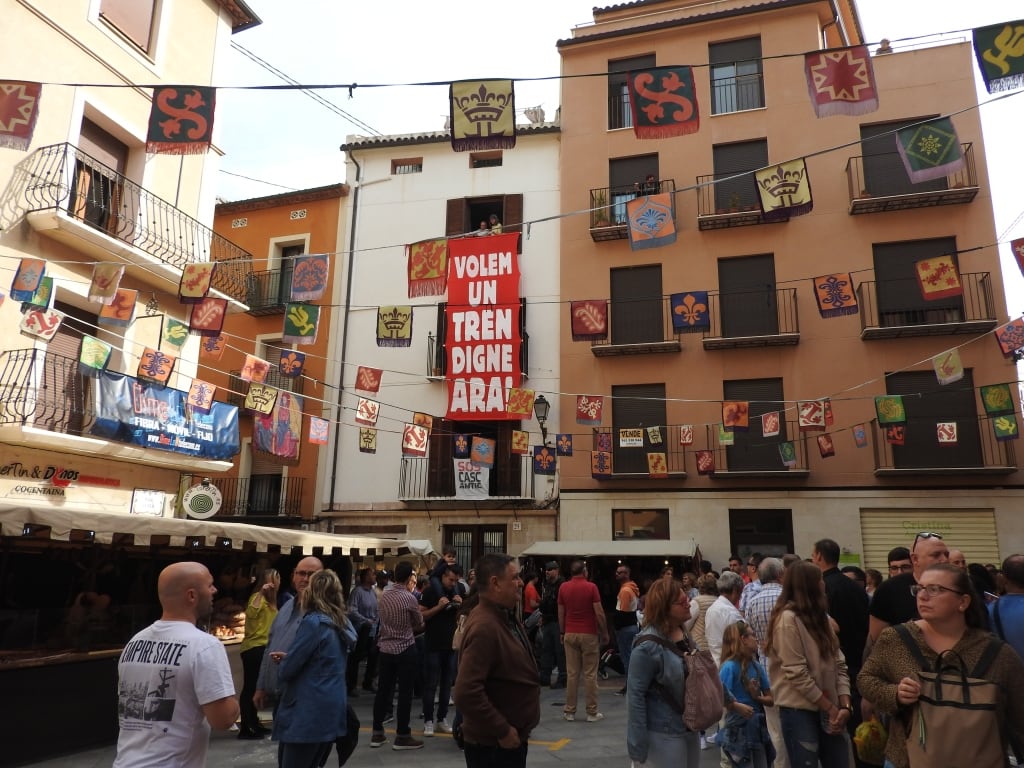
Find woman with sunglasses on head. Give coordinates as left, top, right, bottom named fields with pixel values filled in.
left=858, top=563, right=1024, bottom=768
left=765, top=560, right=852, bottom=768
left=718, top=621, right=774, bottom=768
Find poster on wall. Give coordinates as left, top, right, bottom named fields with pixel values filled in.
left=131, top=489, right=166, bottom=516
left=454, top=458, right=489, bottom=500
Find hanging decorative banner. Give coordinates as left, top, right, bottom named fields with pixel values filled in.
left=994, top=317, right=1024, bottom=358
left=407, top=239, right=448, bottom=298
left=556, top=433, right=573, bottom=456
left=358, top=427, right=377, bottom=453
left=22, top=276, right=53, bottom=310
left=980, top=383, right=1015, bottom=415
left=412, top=413, right=433, bottom=436
left=137, top=347, right=176, bottom=386
left=19, top=307, right=64, bottom=341
left=187, top=379, right=216, bottom=414
left=355, top=366, right=383, bottom=393
left=817, top=434, right=835, bottom=458
left=189, top=297, right=227, bottom=336
left=534, top=446, right=556, bottom=475
left=779, top=441, right=798, bottom=467
left=146, top=86, right=216, bottom=155
left=570, top=300, right=608, bottom=342
left=577, top=395, right=603, bottom=426
left=591, top=450, right=613, bottom=478
left=402, top=423, right=429, bottom=457
left=79, top=335, right=112, bottom=377
left=279, top=350, right=305, bottom=378
left=1013, top=238, right=1024, bottom=279
left=244, top=383, right=277, bottom=415
left=973, top=20, right=1024, bottom=93
left=679, top=425, right=694, bottom=446
left=755, top=159, right=813, bottom=221
left=377, top=305, right=413, bottom=347
left=896, top=117, right=965, bottom=183
left=875, top=395, right=906, bottom=424
left=0, top=81, right=42, bottom=150
left=824, top=398, right=834, bottom=426
left=619, top=428, right=644, bottom=448
left=647, top=452, right=668, bottom=478
left=506, top=387, right=535, bottom=419
left=798, top=400, right=826, bottom=431
left=695, top=450, right=715, bottom=475
left=454, top=458, right=489, bottom=499
left=253, top=392, right=302, bottom=463
left=932, top=348, right=964, bottom=385
left=915, top=255, right=963, bottom=301
left=647, top=426, right=663, bottom=445
left=290, top=254, right=330, bottom=302
left=937, top=422, right=958, bottom=446
left=239, top=354, right=270, bottom=384
left=762, top=412, right=781, bottom=438
left=723, top=401, right=749, bottom=432
left=470, top=436, right=496, bottom=467
left=511, top=430, right=529, bottom=455
left=804, top=46, right=879, bottom=117
left=178, top=262, right=215, bottom=303
left=453, top=434, right=470, bottom=459
left=594, top=429, right=613, bottom=453
left=283, top=303, right=320, bottom=345
left=627, top=65, right=699, bottom=138
left=99, top=288, right=137, bottom=327
left=670, top=291, right=709, bottom=332
left=10, top=258, right=45, bottom=302
left=309, top=417, right=329, bottom=445
left=885, top=425, right=906, bottom=446
left=813, top=273, right=858, bottom=318
left=626, top=194, right=677, bottom=251
left=162, top=318, right=189, bottom=350
left=89, top=264, right=124, bottom=305
left=199, top=335, right=227, bottom=363
left=355, top=397, right=380, bottom=427
left=449, top=79, right=516, bottom=152
left=993, top=414, right=1019, bottom=441
left=852, top=424, right=869, bottom=448
left=718, top=424, right=734, bottom=446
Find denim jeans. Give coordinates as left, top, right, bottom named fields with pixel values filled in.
left=615, top=623, right=638, bottom=681
left=778, top=706, right=850, bottom=768
left=538, top=621, right=566, bottom=684
left=463, top=741, right=528, bottom=768
left=645, top=730, right=700, bottom=768
left=423, top=648, right=456, bottom=722
left=373, top=645, right=417, bottom=736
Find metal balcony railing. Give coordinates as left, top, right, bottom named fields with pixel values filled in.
left=225, top=369, right=305, bottom=408
left=857, top=273, right=996, bottom=339
left=710, top=420, right=809, bottom=473
left=426, top=327, right=529, bottom=378
left=588, top=179, right=676, bottom=241
left=605, top=424, right=689, bottom=476
left=245, top=267, right=294, bottom=315
left=20, top=143, right=252, bottom=303
left=181, top=474, right=305, bottom=516
left=0, top=349, right=94, bottom=436
left=870, top=417, right=1016, bottom=475
left=591, top=297, right=681, bottom=355
left=702, top=288, right=800, bottom=348
left=695, top=172, right=779, bottom=230
left=709, top=71, right=764, bottom=115
left=846, top=143, right=979, bottom=214
left=398, top=455, right=534, bottom=500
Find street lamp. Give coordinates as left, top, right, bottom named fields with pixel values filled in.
left=533, top=394, right=550, bottom=445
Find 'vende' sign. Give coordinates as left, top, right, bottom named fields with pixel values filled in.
left=446, top=232, right=521, bottom=419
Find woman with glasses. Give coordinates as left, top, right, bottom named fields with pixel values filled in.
left=718, top=621, right=774, bottom=768
left=765, top=561, right=852, bottom=768
left=858, top=563, right=1024, bottom=768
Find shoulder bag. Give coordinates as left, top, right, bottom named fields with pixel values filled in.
left=634, top=633, right=724, bottom=732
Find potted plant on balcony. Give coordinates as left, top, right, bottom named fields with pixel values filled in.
left=592, top=190, right=610, bottom=227
left=728, top=192, right=742, bottom=212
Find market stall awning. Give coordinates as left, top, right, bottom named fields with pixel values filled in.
left=519, top=540, right=698, bottom=558
left=0, top=506, right=434, bottom=557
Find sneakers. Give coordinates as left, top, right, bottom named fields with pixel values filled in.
left=615, top=686, right=627, bottom=696
left=563, top=712, right=575, bottom=722
left=370, top=734, right=388, bottom=748
left=586, top=712, right=605, bottom=723
left=436, top=719, right=453, bottom=734
left=423, top=721, right=434, bottom=737
left=392, top=735, right=424, bottom=751
left=700, top=735, right=708, bottom=750
left=382, top=714, right=395, bottom=726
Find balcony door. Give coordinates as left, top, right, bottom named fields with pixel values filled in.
left=718, top=254, right=777, bottom=337
left=611, top=383, right=666, bottom=474
left=861, top=119, right=947, bottom=196
left=70, top=118, right=129, bottom=236
left=609, top=155, right=659, bottom=225
left=40, top=301, right=97, bottom=436
left=248, top=447, right=283, bottom=515
left=886, top=370, right=982, bottom=469
left=428, top=419, right=522, bottom=497
left=723, top=378, right=787, bottom=470
left=873, top=238, right=962, bottom=328
left=610, top=265, right=663, bottom=344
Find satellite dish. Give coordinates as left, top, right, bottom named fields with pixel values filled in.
left=183, top=483, right=223, bottom=520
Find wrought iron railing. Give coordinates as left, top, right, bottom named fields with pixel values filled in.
left=710, top=420, right=808, bottom=472
left=710, top=71, right=764, bottom=115
left=19, top=143, right=252, bottom=303
left=870, top=417, right=1015, bottom=472
left=426, top=328, right=529, bottom=378
left=181, top=474, right=305, bottom=516
left=607, top=90, right=634, bottom=130
left=398, top=455, right=534, bottom=500
left=225, top=369, right=305, bottom=407
left=703, top=287, right=799, bottom=341
left=857, top=273, right=994, bottom=331
left=589, top=179, right=677, bottom=230
left=245, top=267, right=293, bottom=314
left=591, top=297, right=680, bottom=349
left=605, top=424, right=688, bottom=475
left=846, top=143, right=977, bottom=202
left=695, top=171, right=770, bottom=222
left=0, top=349, right=93, bottom=436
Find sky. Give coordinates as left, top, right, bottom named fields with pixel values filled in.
left=213, top=0, right=1023, bottom=304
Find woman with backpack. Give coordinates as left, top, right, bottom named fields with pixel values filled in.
left=858, top=563, right=1024, bottom=768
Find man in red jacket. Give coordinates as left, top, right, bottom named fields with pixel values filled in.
left=558, top=560, right=609, bottom=723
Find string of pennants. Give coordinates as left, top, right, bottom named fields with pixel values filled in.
left=3, top=20, right=1023, bottom=154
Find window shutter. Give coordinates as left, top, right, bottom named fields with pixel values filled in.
left=718, top=254, right=777, bottom=336
left=612, top=383, right=666, bottom=474
left=502, top=193, right=523, bottom=253
left=885, top=370, right=982, bottom=469
left=611, top=265, right=663, bottom=344
left=100, top=0, right=156, bottom=51
left=428, top=419, right=455, bottom=496
left=446, top=198, right=467, bottom=237
left=873, top=238, right=961, bottom=323
left=709, top=37, right=762, bottom=65
left=860, top=119, right=945, bottom=195
left=723, top=378, right=787, bottom=470
left=609, top=155, right=660, bottom=189
left=435, top=303, right=448, bottom=375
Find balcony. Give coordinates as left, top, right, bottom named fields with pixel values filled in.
left=602, top=424, right=688, bottom=478
left=857, top=273, right=996, bottom=339
left=18, top=143, right=252, bottom=307
left=871, top=418, right=1016, bottom=476
left=398, top=455, right=534, bottom=501
left=591, top=297, right=681, bottom=356
left=225, top=368, right=305, bottom=408
left=588, top=179, right=676, bottom=242
left=702, top=288, right=800, bottom=349
left=0, top=348, right=232, bottom=472
left=708, top=421, right=810, bottom=478
left=245, top=267, right=293, bottom=316
left=696, top=172, right=784, bottom=230
left=426, top=323, right=529, bottom=379
left=846, top=144, right=979, bottom=215
left=181, top=473, right=306, bottom=519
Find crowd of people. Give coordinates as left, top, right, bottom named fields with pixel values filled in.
left=108, top=536, right=1024, bottom=768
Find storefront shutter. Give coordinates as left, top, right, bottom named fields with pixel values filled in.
left=859, top=508, right=999, bottom=573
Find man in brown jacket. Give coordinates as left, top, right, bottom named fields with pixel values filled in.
left=453, top=553, right=540, bottom=768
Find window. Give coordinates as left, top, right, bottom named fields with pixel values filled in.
left=885, top=370, right=982, bottom=469
left=718, top=254, right=778, bottom=337
left=613, top=509, right=669, bottom=540
left=723, top=378, right=787, bottom=470
left=610, top=265, right=664, bottom=344
left=607, top=54, right=656, bottom=130
left=712, top=139, right=767, bottom=212
left=100, top=0, right=156, bottom=52
left=70, top=118, right=130, bottom=235
left=612, top=383, right=666, bottom=474
left=38, top=300, right=97, bottom=436
left=470, top=151, right=503, bottom=168
left=608, top=155, right=659, bottom=224
left=248, top=446, right=284, bottom=515
left=860, top=119, right=946, bottom=196
left=709, top=37, right=764, bottom=114
left=729, top=509, right=793, bottom=559
left=873, top=238, right=962, bottom=328
left=433, top=299, right=528, bottom=376
left=445, top=525, right=506, bottom=569
left=391, top=158, right=423, bottom=174
left=446, top=193, right=523, bottom=250
left=428, top=421, right=523, bottom=497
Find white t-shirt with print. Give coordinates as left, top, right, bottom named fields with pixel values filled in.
left=113, top=620, right=235, bottom=768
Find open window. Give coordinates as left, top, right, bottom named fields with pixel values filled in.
left=445, top=193, right=523, bottom=250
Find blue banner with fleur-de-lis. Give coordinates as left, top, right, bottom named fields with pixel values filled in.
left=626, top=193, right=677, bottom=251
left=534, top=446, right=557, bottom=475
left=453, top=434, right=471, bottom=458
left=670, top=291, right=709, bottom=332
left=556, top=433, right=573, bottom=456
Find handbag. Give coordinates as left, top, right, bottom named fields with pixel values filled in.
left=893, top=623, right=1007, bottom=768
left=451, top=613, right=467, bottom=651
left=634, top=633, right=725, bottom=732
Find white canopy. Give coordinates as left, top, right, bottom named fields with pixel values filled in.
left=519, top=540, right=697, bottom=558
left=0, top=506, right=435, bottom=557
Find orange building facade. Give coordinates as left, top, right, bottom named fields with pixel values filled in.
left=556, top=0, right=1022, bottom=570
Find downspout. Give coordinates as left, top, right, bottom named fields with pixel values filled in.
left=329, top=150, right=361, bottom=509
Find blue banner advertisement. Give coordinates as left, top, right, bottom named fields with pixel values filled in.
left=91, top=371, right=239, bottom=460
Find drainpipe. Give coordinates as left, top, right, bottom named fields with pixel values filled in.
left=329, top=151, right=361, bottom=510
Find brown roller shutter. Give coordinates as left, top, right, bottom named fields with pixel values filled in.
left=100, top=0, right=156, bottom=52
left=446, top=198, right=467, bottom=237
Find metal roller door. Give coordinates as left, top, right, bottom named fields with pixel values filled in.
left=859, top=508, right=999, bottom=573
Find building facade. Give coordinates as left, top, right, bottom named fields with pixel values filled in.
left=555, top=0, right=1022, bottom=571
